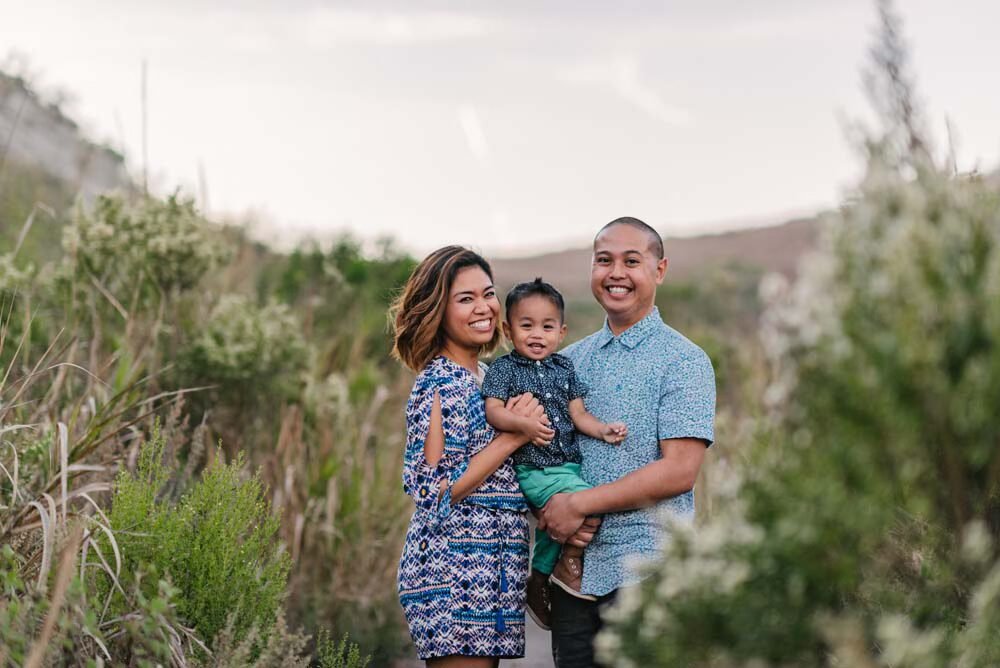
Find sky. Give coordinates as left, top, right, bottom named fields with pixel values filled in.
left=2, top=0, right=999, bottom=257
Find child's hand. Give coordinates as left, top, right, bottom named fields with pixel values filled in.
left=524, top=416, right=556, bottom=446
left=601, top=422, right=628, bottom=445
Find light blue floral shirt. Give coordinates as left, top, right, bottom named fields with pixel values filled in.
left=562, top=307, right=716, bottom=596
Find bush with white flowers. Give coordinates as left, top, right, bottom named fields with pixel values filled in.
left=179, top=294, right=309, bottom=407
left=599, top=5, right=1000, bottom=666
left=62, top=192, right=226, bottom=303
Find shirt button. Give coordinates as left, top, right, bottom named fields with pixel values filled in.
left=554, top=416, right=559, bottom=422
left=545, top=393, right=551, bottom=398
left=535, top=360, right=541, bottom=365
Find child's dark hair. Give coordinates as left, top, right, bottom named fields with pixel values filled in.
left=505, top=278, right=565, bottom=322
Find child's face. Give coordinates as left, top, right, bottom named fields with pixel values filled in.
left=502, top=294, right=568, bottom=361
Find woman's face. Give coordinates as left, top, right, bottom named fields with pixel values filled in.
left=443, top=266, right=500, bottom=352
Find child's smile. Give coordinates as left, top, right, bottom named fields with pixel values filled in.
left=502, top=294, right=568, bottom=361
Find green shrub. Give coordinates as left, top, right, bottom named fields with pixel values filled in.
left=101, top=427, right=291, bottom=649
left=599, top=4, right=1000, bottom=666
left=317, top=629, right=372, bottom=668
left=179, top=294, right=309, bottom=408
left=63, top=192, right=226, bottom=297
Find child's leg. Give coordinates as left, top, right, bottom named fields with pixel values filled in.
left=514, top=463, right=593, bottom=575
left=532, top=527, right=561, bottom=575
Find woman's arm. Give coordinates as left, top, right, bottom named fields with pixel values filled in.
left=486, top=397, right=555, bottom=446
left=425, top=392, right=543, bottom=504
left=451, top=430, right=526, bottom=503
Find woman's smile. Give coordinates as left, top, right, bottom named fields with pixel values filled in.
left=469, top=317, right=494, bottom=332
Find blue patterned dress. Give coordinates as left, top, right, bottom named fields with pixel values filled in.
left=398, top=356, right=529, bottom=660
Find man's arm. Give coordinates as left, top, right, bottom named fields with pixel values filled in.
left=539, top=437, right=707, bottom=542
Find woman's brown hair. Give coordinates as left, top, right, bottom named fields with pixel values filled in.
left=390, top=246, right=502, bottom=372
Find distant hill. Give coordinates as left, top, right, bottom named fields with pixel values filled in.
left=0, top=71, right=130, bottom=201
left=490, top=216, right=821, bottom=300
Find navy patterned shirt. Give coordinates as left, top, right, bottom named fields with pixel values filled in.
left=481, top=350, right=587, bottom=468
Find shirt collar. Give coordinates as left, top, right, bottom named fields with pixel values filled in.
left=596, top=306, right=663, bottom=349
left=509, top=349, right=560, bottom=369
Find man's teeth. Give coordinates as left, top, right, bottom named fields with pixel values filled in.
left=607, top=286, right=631, bottom=295
left=470, top=319, right=492, bottom=331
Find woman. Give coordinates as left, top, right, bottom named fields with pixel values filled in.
left=391, top=246, right=543, bottom=666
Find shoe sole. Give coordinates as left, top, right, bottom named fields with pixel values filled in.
left=526, top=605, right=551, bottom=631
left=549, top=574, right=598, bottom=601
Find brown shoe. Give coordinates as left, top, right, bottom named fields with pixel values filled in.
left=525, top=569, right=551, bottom=630
left=549, top=545, right=597, bottom=601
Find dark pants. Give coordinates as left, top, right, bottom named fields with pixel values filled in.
left=550, top=586, right=618, bottom=667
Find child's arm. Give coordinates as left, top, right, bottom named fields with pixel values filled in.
left=569, top=398, right=628, bottom=444
left=486, top=397, right=556, bottom=446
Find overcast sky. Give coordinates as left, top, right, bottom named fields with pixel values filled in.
left=2, top=1, right=999, bottom=256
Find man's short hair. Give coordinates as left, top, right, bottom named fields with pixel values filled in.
left=595, top=216, right=664, bottom=259
left=505, top=277, right=566, bottom=323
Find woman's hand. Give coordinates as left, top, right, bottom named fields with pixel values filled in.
left=524, top=417, right=556, bottom=446
left=505, top=393, right=551, bottom=446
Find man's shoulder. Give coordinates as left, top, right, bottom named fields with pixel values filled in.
left=653, top=322, right=711, bottom=362
left=561, top=329, right=605, bottom=361
left=649, top=323, right=716, bottom=389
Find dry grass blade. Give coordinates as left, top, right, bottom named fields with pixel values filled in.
left=0, top=440, right=18, bottom=504
left=82, top=528, right=126, bottom=600
left=88, top=274, right=129, bottom=321
left=76, top=491, right=120, bottom=575
left=1, top=328, right=65, bottom=422
left=13, top=201, right=54, bottom=258
left=24, top=524, right=84, bottom=668
left=66, top=463, right=108, bottom=474
left=59, top=421, right=69, bottom=524
left=0, top=423, right=38, bottom=435
left=26, top=499, right=52, bottom=589
left=83, top=627, right=112, bottom=663
left=43, top=361, right=111, bottom=389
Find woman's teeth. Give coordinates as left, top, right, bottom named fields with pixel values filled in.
left=470, top=318, right=492, bottom=331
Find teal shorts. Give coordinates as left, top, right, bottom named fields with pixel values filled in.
left=515, top=462, right=592, bottom=575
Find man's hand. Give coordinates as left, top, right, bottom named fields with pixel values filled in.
left=540, top=492, right=586, bottom=543
left=566, top=516, right=601, bottom=549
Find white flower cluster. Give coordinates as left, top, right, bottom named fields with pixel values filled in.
left=0, top=252, right=34, bottom=295
left=181, top=294, right=309, bottom=401
left=597, top=154, right=1000, bottom=666
left=62, top=193, right=227, bottom=297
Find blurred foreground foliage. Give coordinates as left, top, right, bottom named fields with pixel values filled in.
left=601, top=4, right=1000, bottom=666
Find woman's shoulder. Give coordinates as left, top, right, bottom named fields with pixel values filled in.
left=412, top=356, right=473, bottom=394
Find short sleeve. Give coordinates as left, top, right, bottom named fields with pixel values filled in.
left=565, top=362, right=588, bottom=401
left=481, top=356, right=513, bottom=401
left=657, top=349, right=716, bottom=445
left=402, top=376, right=471, bottom=530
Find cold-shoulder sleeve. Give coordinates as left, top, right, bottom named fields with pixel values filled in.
left=402, top=373, right=472, bottom=531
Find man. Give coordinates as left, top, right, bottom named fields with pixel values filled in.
left=540, top=216, right=716, bottom=667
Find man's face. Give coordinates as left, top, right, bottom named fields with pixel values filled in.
left=590, top=224, right=667, bottom=325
